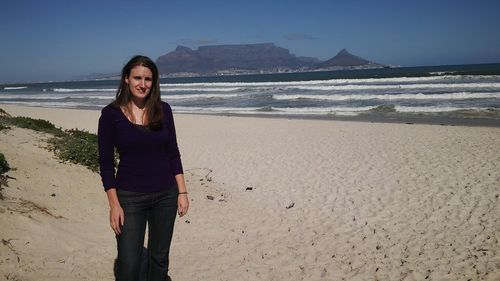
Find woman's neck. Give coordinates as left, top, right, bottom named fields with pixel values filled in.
left=123, top=99, right=147, bottom=125
left=130, top=97, right=146, bottom=110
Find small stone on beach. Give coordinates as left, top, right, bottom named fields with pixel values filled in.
left=285, top=202, right=295, bottom=209
left=206, top=195, right=214, bottom=200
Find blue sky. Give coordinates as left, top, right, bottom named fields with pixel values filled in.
left=1, top=0, right=499, bottom=83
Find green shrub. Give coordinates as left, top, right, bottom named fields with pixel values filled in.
left=0, top=152, right=10, bottom=174
left=48, top=129, right=100, bottom=172
left=0, top=114, right=65, bottom=136
left=8, top=116, right=65, bottom=136
left=0, top=123, right=9, bottom=131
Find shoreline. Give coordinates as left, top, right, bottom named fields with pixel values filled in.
left=195, top=111, right=500, bottom=128
left=1, top=104, right=499, bottom=128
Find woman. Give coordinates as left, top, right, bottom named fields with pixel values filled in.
left=98, top=55, right=188, bottom=281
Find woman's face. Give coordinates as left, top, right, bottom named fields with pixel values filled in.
left=125, top=65, right=153, bottom=102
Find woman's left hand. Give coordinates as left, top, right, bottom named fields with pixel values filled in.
left=178, top=193, right=189, bottom=217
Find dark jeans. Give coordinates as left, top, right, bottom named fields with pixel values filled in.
left=115, top=188, right=178, bottom=281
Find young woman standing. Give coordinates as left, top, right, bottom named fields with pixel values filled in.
left=98, top=55, right=188, bottom=281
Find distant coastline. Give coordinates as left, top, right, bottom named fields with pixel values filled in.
left=72, top=61, right=500, bottom=84
left=159, top=63, right=389, bottom=79
left=2, top=62, right=499, bottom=86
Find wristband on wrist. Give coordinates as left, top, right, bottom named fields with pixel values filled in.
left=178, top=192, right=188, bottom=195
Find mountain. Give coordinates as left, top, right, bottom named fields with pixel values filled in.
left=314, top=49, right=382, bottom=69
left=156, top=43, right=317, bottom=75
left=155, top=44, right=383, bottom=76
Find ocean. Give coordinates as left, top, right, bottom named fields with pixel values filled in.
left=1, top=63, right=500, bottom=119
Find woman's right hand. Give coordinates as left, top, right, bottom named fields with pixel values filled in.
left=109, top=204, right=124, bottom=235
left=106, top=188, right=124, bottom=235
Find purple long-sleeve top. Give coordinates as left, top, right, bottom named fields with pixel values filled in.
left=98, top=101, right=183, bottom=192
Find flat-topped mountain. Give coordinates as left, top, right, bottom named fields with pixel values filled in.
left=156, top=43, right=318, bottom=75
left=155, top=44, right=382, bottom=76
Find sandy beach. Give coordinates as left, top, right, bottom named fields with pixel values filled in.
left=1, top=104, right=499, bottom=280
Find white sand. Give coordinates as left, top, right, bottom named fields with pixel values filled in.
left=1, top=104, right=499, bottom=280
